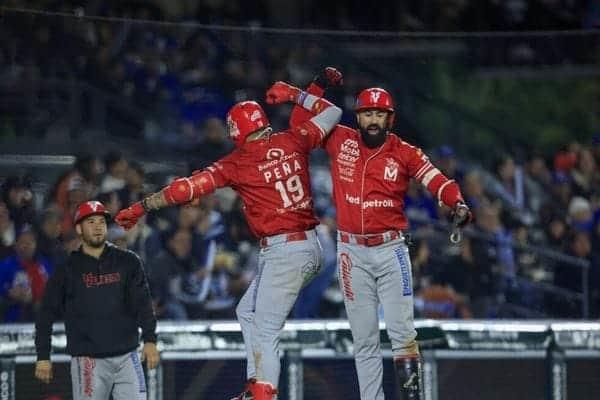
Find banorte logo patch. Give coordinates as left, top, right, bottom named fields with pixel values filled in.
left=266, top=148, right=285, bottom=160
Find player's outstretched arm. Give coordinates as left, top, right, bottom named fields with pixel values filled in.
left=266, top=81, right=342, bottom=141
left=115, top=171, right=216, bottom=230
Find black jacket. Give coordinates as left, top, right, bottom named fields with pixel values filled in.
left=35, top=242, right=157, bottom=360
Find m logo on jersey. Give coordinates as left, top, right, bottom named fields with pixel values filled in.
left=266, top=148, right=285, bottom=160
left=384, top=158, right=399, bottom=182
left=370, top=90, right=381, bottom=103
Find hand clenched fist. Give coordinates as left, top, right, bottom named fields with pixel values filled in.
left=115, top=202, right=146, bottom=230
left=265, top=81, right=302, bottom=105
left=313, top=67, right=343, bottom=89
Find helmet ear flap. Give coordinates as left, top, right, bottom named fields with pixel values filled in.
left=387, top=112, right=395, bottom=130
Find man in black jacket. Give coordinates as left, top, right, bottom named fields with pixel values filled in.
left=34, top=200, right=159, bottom=400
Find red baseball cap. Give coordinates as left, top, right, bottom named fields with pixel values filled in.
left=73, top=200, right=111, bottom=225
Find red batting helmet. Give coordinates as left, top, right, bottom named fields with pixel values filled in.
left=226, top=101, right=270, bottom=147
left=74, top=200, right=111, bottom=225
left=355, top=88, right=394, bottom=113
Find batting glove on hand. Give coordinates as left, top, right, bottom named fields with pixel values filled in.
left=115, top=202, right=145, bottom=230
left=313, top=67, right=343, bottom=89
left=266, top=81, right=302, bottom=105
left=451, top=201, right=473, bottom=228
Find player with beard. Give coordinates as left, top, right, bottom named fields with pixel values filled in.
left=270, top=69, right=472, bottom=400
left=35, top=201, right=158, bottom=400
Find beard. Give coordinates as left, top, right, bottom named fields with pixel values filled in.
left=83, top=232, right=107, bottom=248
left=359, top=124, right=388, bottom=148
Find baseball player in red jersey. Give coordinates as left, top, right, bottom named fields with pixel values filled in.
left=277, top=68, right=472, bottom=400
left=114, top=86, right=341, bottom=400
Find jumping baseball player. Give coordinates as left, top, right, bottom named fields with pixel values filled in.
left=35, top=201, right=159, bottom=400
left=282, top=69, right=472, bottom=400
left=115, top=87, right=342, bottom=400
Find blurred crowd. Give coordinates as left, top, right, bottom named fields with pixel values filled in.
left=1, top=136, right=599, bottom=324
left=0, top=1, right=599, bottom=324
left=2, top=1, right=599, bottom=144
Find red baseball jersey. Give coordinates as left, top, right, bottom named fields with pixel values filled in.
left=202, top=120, right=325, bottom=238
left=290, top=84, right=464, bottom=234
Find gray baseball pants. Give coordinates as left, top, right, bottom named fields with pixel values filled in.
left=236, top=229, right=322, bottom=391
left=337, top=233, right=418, bottom=400
left=70, top=351, right=146, bottom=400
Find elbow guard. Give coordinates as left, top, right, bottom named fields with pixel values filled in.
left=416, top=164, right=463, bottom=207
left=163, top=172, right=216, bottom=205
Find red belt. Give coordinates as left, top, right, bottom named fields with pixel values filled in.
left=260, top=231, right=308, bottom=248
left=339, top=231, right=402, bottom=247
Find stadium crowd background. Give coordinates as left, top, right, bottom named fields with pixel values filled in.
left=1, top=0, right=599, bottom=324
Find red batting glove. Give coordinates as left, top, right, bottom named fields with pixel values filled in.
left=265, top=81, right=302, bottom=105
left=115, top=202, right=146, bottom=230
left=313, top=67, right=343, bottom=89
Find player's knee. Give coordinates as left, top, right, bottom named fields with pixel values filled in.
left=353, top=337, right=380, bottom=355
left=235, top=303, right=252, bottom=322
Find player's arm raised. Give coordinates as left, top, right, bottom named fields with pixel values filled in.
left=289, top=67, right=343, bottom=127
left=266, top=81, right=342, bottom=147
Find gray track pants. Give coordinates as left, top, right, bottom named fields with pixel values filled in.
left=71, top=351, right=146, bottom=400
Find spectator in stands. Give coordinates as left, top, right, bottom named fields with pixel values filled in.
left=107, top=225, right=128, bottom=249
left=35, top=207, right=66, bottom=269
left=124, top=214, right=156, bottom=262
left=191, top=117, right=233, bottom=167
left=0, top=201, right=15, bottom=259
left=470, top=204, right=515, bottom=317
left=416, top=278, right=473, bottom=319
left=462, top=170, right=493, bottom=212
left=525, top=153, right=553, bottom=190
left=1, top=176, right=35, bottom=231
left=59, top=178, right=89, bottom=235
left=487, top=155, right=534, bottom=225
left=99, top=150, right=128, bottom=193
left=404, top=181, right=438, bottom=226
left=117, top=161, right=146, bottom=207
left=145, top=227, right=195, bottom=320
left=435, top=144, right=464, bottom=184
left=567, top=196, right=595, bottom=233
left=523, top=154, right=552, bottom=214
left=0, top=225, right=52, bottom=322
left=571, top=148, right=598, bottom=197
left=539, top=172, right=573, bottom=225
left=553, top=231, right=594, bottom=317
left=51, top=153, right=102, bottom=216
left=97, top=190, right=122, bottom=220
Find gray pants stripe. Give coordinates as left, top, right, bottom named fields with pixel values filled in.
left=70, top=351, right=147, bottom=400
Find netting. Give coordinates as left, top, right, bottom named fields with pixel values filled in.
left=1, top=7, right=599, bottom=161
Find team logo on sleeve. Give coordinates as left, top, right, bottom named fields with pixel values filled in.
left=266, top=148, right=285, bottom=160
left=384, top=158, right=399, bottom=182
